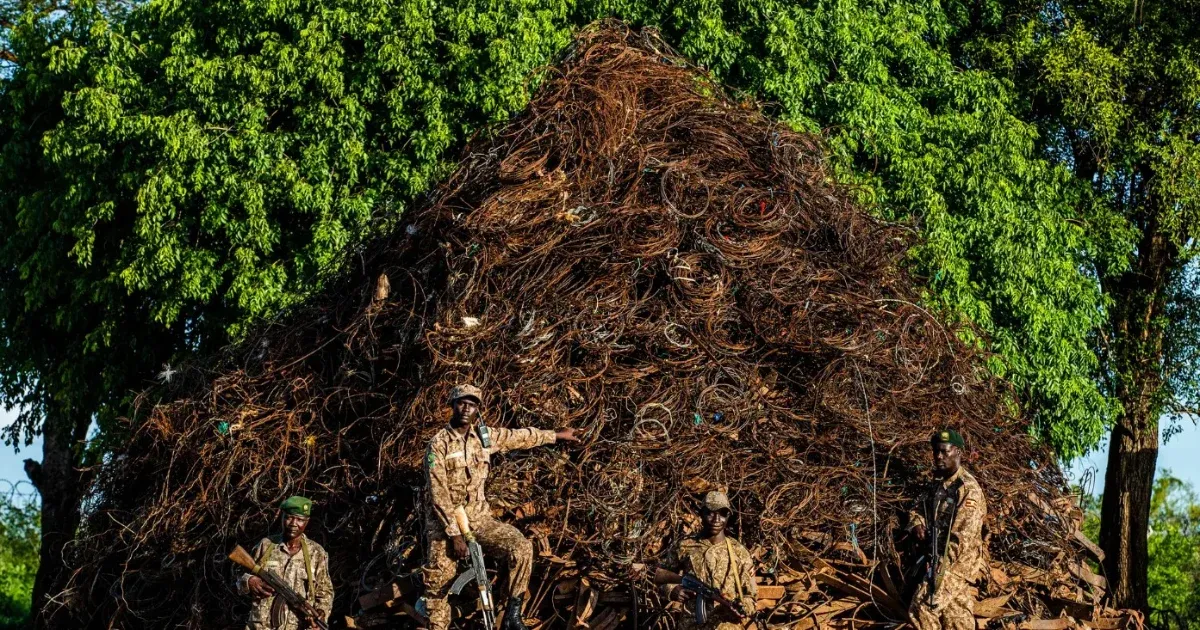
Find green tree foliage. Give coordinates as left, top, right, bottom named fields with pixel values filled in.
left=1, top=0, right=1120, bottom=612
left=1081, top=475, right=1200, bottom=630
left=971, top=0, right=1200, bottom=433
left=1148, top=476, right=1200, bottom=630
left=965, top=0, right=1200, bottom=609
left=0, top=485, right=39, bottom=629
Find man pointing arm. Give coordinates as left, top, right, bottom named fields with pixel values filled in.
left=422, top=384, right=578, bottom=630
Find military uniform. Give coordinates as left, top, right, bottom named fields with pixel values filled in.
left=907, top=464, right=987, bottom=630
left=660, top=492, right=757, bottom=630
left=660, top=534, right=758, bottom=629
left=236, top=534, right=334, bottom=630
left=422, top=418, right=557, bottom=630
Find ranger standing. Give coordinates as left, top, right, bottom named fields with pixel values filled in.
left=423, top=384, right=579, bottom=630
left=660, top=491, right=757, bottom=629
left=907, top=429, right=987, bottom=630
left=236, top=496, right=334, bottom=630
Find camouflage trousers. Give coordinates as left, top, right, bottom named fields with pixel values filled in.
left=910, top=576, right=975, bottom=630
left=423, top=515, right=534, bottom=630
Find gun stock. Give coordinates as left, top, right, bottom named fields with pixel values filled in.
left=228, top=545, right=259, bottom=573
left=653, top=568, right=683, bottom=586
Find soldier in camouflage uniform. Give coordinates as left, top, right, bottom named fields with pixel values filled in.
left=660, top=491, right=757, bottom=629
left=236, top=496, right=334, bottom=630
left=423, top=384, right=579, bottom=630
left=907, top=429, right=987, bottom=630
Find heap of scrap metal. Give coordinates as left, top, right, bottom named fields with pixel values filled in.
left=58, top=21, right=1137, bottom=630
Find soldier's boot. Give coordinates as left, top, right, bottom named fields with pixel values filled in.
left=501, top=594, right=529, bottom=630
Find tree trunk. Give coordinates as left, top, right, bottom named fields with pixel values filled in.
left=1097, top=205, right=1174, bottom=615
left=27, top=409, right=91, bottom=629
left=1098, top=414, right=1155, bottom=611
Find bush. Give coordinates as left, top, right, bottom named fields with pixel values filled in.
left=0, top=483, right=39, bottom=629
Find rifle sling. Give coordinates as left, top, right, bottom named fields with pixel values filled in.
left=724, top=538, right=744, bottom=603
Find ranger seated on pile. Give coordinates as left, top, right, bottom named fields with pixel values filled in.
left=423, top=384, right=579, bottom=630
left=907, top=429, right=987, bottom=630
left=659, top=491, right=757, bottom=629
left=236, top=496, right=334, bottom=630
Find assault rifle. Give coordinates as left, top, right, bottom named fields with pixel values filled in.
left=922, top=484, right=959, bottom=606
left=449, top=506, right=497, bottom=630
left=653, top=567, right=746, bottom=625
left=229, top=545, right=329, bottom=630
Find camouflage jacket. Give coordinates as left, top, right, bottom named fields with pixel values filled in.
left=424, top=424, right=556, bottom=536
left=908, top=466, right=987, bottom=584
left=661, top=534, right=758, bottom=618
left=235, top=534, right=334, bottom=630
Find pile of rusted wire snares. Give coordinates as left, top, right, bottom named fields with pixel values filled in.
left=57, top=22, right=1103, bottom=630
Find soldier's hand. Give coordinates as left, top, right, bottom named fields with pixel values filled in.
left=247, top=575, right=275, bottom=599
left=913, top=525, right=927, bottom=542
left=554, top=428, right=580, bottom=443
left=300, top=608, right=325, bottom=630
left=450, top=535, right=470, bottom=560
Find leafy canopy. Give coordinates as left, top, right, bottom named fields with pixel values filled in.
left=967, top=0, right=1200, bottom=430
left=2, top=0, right=1111, bottom=457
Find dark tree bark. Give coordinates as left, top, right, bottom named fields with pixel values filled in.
left=27, top=409, right=91, bottom=629
left=1097, top=208, right=1174, bottom=614
left=1099, top=415, right=1156, bottom=611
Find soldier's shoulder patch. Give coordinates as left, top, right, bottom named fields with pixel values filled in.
left=963, top=497, right=979, bottom=509
left=426, top=450, right=436, bottom=469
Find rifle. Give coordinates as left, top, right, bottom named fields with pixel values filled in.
left=653, top=567, right=745, bottom=625
left=229, top=545, right=330, bottom=630
left=923, top=484, right=958, bottom=606
left=449, top=506, right=497, bottom=630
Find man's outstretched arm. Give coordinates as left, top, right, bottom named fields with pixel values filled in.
left=492, top=426, right=578, bottom=453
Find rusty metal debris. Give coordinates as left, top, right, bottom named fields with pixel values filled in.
left=58, top=22, right=1135, bottom=630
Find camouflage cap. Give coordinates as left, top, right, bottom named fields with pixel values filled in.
left=448, top=384, right=483, bottom=406
left=703, top=491, right=731, bottom=512
left=931, top=428, right=965, bottom=449
left=280, top=495, right=313, bottom=517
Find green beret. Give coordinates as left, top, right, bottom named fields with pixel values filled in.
left=280, top=496, right=313, bottom=517
left=931, top=429, right=965, bottom=448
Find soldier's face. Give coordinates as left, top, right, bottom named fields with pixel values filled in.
left=281, top=513, right=310, bottom=541
left=701, top=508, right=729, bottom=536
left=451, top=398, right=481, bottom=425
left=932, top=443, right=960, bottom=477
